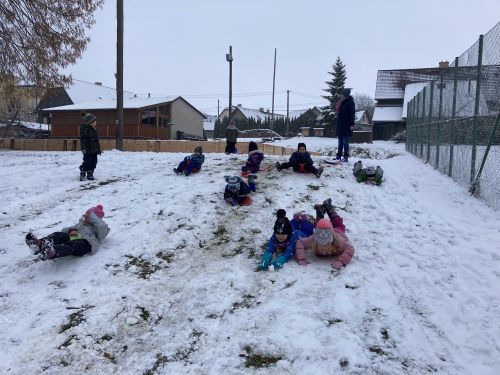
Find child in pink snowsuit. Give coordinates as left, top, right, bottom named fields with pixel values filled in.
left=295, top=199, right=354, bottom=269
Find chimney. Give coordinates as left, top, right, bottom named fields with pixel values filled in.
left=439, top=61, right=449, bottom=69
left=94, top=81, right=102, bottom=86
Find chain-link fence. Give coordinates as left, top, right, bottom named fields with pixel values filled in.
left=406, top=21, right=500, bottom=210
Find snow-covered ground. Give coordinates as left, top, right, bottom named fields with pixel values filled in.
left=0, top=138, right=499, bottom=375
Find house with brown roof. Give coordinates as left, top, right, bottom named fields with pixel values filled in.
left=373, top=63, right=448, bottom=139
left=43, top=96, right=205, bottom=140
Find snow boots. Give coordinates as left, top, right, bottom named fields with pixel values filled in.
left=25, top=233, right=43, bottom=255
left=353, top=161, right=362, bottom=176
left=247, top=174, right=257, bottom=192
left=342, top=153, right=349, bottom=162
left=25, top=233, right=56, bottom=260
left=79, top=170, right=95, bottom=181
left=315, top=166, right=324, bottom=178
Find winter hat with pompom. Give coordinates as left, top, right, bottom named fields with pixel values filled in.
left=274, top=209, right=292, bottom=236
left=314, top=218, right=334, bottom=245
left=225, top=176, right=241, bottom=192
left=86, top=204, right=105, bottom=219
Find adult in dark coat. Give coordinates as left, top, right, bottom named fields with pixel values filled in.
left=79, top=112, right=101, bottom=181
left=336, top=88, right=355, bottom=161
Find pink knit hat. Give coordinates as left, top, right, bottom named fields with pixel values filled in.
left=86, top=204, right=105, bottom=219
left=314, top=219, right=333, bottom=245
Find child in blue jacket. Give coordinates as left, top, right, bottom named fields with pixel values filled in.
left=276, top=143, right=323, bottom=178
left=258, top=209, right=307, bottom=271
left=174, top=146, right=205, bottom=176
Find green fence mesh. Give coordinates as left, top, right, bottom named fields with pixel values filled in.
left=406, top=21, right=500, bottom=210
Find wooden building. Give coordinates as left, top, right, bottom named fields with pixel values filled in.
left=43, top=96, right=205, bottom=140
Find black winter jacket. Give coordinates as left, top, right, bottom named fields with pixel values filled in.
left=336, top=96, right=355, bottom=137
left=80, top=124, right=101, bottom=154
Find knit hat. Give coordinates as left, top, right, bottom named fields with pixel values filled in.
left=274, top=209, right=292, bottom=236
left=225, top=176, right=241, bottom=192
left=297, top=142, right=307, bottom=150
left=340, top=88, right=351, bottom=97
left=83, top=112, right=97, bottom=125
left=194, top=146, right=203, bottom=154
left=248, top=141, right=258, bottom=152
left=86, top=204, right=105, bottom=219
left=314, top=219, right=334, bottom=245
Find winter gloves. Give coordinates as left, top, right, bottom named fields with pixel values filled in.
left=258, top=253, right=273, bottom=271
left=258, top=253, right=288, bottom=271
left=272, top=255, right=287, bottom=270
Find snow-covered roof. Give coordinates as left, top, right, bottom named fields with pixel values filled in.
left=231, top=106, right=285, bottom=121
left=372, top=106, right=403, bottom=122
left=355, top=110, right=365, bottom=122
left=402, top=82, right=429, bottom=118
left=375, top=68, right=443, bottom=100
left=0, top=121, right=49, bottom=131
left=66, top=79, right=136, bottom=103
left=43, top=96, right=178, bottom=111
left=203, top=119, right=215, bottom=131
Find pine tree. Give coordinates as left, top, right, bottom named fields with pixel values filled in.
left=321, top=57, right=347, bottom=137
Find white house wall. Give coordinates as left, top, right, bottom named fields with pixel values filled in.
left=171, top=99, right=204, bottom=138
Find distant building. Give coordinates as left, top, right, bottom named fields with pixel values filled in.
left=219, top=104, right=285, bottom=122
left=43, top=96, right=205, bottom=140
left=354, top=110, right=371, bottom=131
left=203, top=114, right=217, bottom=139
left=373, top=64, right=447, bottom=139
left=36, top=79, right=136, bottom=124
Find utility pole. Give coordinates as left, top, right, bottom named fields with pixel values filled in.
left=286, top=89, right=290, bottom=135
left=226, top=46, right=233, bottom=126
left=271, top=48, right=276, bottom=131
left=116, top=0, right=124, bottom=150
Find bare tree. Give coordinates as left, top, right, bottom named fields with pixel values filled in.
left=0, top=0, right=103, bottom=91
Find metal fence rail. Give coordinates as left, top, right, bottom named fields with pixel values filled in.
left=406, top=21, right=500, bottom=210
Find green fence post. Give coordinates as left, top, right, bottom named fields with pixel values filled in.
left=436, top=73, right=444, bottom=169
left=415, top=92, right=420, bottom=156
left=449, top=57, right=459, bottom=177
left=427, top=82, right=434, bottom=163
left=421, top=88, right=427, bottom=159
left=471, top=34, right=483, bottom=184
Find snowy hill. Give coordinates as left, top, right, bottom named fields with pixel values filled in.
left=0, top=139, right=499, bottom=374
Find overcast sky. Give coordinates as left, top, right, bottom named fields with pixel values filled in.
left=65, top=0, right=500, bottom=115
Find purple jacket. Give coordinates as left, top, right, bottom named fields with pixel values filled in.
left=241, top=150, right=264, bottom=173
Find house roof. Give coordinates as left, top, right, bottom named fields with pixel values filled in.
left=225, top=106, right=285, bottom=121
left=375, top=68, right=444, bottom=100
left=402, top=82, right=429, bottom=118
left=43, top=96, right=178, bottom=111
left=66, top=79, right=136, bottom=103
left=372, top=106, right=403, bottom=122
left=355, top=110, right=366, bottom=122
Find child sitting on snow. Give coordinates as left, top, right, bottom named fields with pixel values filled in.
left=173, top=146, right=205, bottom=176
left=294, top=198, right=354, bottom=270
left=25, top=205, right=110, bottom=260
left=258, top=209, right=308, bottom=271
left=276, top=142, right=323, bottom=178
left=352, top=161, right=383, bottom=185
left=241, top=141, right=264, bottom=177
left=224, top=175, right=257, bottom=206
